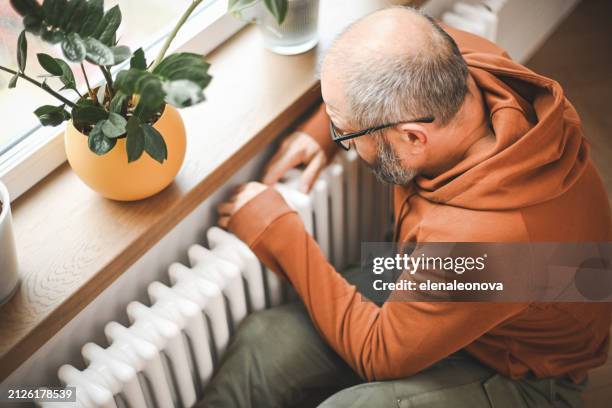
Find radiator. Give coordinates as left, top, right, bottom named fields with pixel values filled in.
left=39, top=151, right=391, bottom=408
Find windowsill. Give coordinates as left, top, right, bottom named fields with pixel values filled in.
left=0, top=0, right=244, bottom=201
left=0, top=0, right=421, bottom=381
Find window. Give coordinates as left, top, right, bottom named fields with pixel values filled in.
left=0, top=0, right=242, bottom=200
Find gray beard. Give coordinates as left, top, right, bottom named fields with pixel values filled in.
left=370, top=137, right=418, bottom=186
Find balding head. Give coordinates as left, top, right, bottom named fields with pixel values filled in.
left=326, top=7, right=435, bottom=64
left=321, top=6, right=468, bottom=129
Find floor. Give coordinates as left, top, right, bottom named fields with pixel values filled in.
left=527, top=0, right=612, bottom=204
left=526, top=0, right=612, bottom=405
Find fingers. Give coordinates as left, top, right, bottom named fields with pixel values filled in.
left=262, top=149, right=303, bottom=186
left=233, top=184, right=247, bottom=194
left=222, top=184, right=247, bottom=204
left=300, top=152, right=326, bottom=193
left=262, top=145, right=288, bottom=183
left=262, top=142, right=291, bottom=185
left=216, top=201, right=235, bottom=216
left=218, top=216, right=230, bottom=229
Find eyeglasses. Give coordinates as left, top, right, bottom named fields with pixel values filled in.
left=329, top=116, right=435, bottom=151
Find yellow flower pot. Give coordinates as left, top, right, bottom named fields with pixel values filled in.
left=64, top=105, right=186, bottom=201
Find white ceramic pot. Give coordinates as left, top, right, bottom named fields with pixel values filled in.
left=0, top=181, right=19, bottom=305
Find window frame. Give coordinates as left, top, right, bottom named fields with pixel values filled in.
left=0, top=0, right=245, bottom=201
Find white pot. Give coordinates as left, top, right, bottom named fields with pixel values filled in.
left=0, top=181, right=19, bottom=305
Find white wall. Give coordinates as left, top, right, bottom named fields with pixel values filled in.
left=422, top=0, right=579, bottom=63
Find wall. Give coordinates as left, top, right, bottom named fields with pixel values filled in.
left=422, top=0, right=579, bottom=63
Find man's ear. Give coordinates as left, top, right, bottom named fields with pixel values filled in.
left=396, top=123, right=428, bottom=155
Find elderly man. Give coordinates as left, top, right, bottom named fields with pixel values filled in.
left=199, top=6, right=611, bottom=408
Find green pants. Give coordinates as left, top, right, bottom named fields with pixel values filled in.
left=195, top=269, right=585, bottom=408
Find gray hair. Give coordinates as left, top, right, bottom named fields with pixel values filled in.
left=329, top=7, right=468, bottom=128
left=371, top=136, right=418, bottom=185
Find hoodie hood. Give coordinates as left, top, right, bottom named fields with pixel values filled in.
left=413, top=50, right=589, bottom=211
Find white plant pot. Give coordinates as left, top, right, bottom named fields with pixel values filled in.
left=0, top=181, right=19, bottom=305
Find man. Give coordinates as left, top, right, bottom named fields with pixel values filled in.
left=200, top=6, right=611, bottom=408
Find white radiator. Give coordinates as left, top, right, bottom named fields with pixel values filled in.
left=38, top=151, right=391, bottom=408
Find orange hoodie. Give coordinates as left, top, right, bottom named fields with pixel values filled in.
left=228, top=27, right=612, bottom=383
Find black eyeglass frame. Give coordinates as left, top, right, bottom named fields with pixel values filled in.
left=329, top=116, right=435, bottom=151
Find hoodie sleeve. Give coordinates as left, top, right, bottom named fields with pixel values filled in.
left=229, top=188, right=528, bottom=381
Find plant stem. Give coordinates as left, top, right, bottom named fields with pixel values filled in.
left=80, top=63, right=96, bottom=101
left=0, top=65, right=77, bottom=108
left=151, top=0, right=205, bottom=70
left=100, top=66, right=114, bottom=98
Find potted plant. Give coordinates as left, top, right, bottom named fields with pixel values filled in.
left=1, top=0, right=212, bottom=201
left=0, top=180, right=19, bottom=305
left=229, top=0, right=320, bottom=55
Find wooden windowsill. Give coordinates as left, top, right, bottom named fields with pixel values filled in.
left=0, top=0, right=421, bottom=381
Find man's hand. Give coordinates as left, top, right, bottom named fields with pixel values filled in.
left=262, top=131, right=328, bottom=193
left=217, top=182, right=268, bottom=229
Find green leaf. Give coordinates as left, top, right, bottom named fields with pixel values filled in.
left=66, top=0, right=88, bottom=33
left=77, top=98, right=96, bottom=107
left=100, top=112, right=127, bottom=138
left=37, top=52, right=63, bottom=75
left=130, top=48, right=146, bottom=70
left=8, top=74, right=19, bottom=88
left=111, top=46, right=131, bottom=66
left=228, top=0, right=258, bottom=13
left=42, top=0, right=57, bottom=26
left=84, top=37, right=114, bottom=66
left=23, top=15, right=43, bottom=35
left=10, top=0, right=43, bottom=17
left=109, top=91, right=128, bottom=114
left=92, top=5, right=121, bottom=46
left=162, top=79, right=205, bottom=108
left=56, top=59, right=76, bottom=90
left=151, top=53, right=212, bottom=108
left=34, top=104, right=70, bottom=126
left=62, top=32, right=86, bottom=62
left=126, top=116, right=145, bottom=162
left=161, top=65, right=211, bottom=89
left=80, top=0, right=103, bottom=38
left=153, top=53, right=210, bottom=77
left=33, top=55, right=76, bottom=90
left=264, top=0, right=288, bottom=25
left=60, top=0, right=82, bottom=31
left=132, top=77, right=165, bottom=122
left=88, top=121, right=117, bottom=155
left=115, top=68, right=148, bottom=94
left=42, top=0, right=67, bottom=27
left=116, top=69, right=165, bottom=117
left=153, top=53, right=211, bottom=90
left=136, top=75, right=165, bottom=110
left=72, top=104, right=108, bottom=127
left=141, top=123, right=167, bottom=163
left=96, top=85, right=106, bottom=105
left=41, top=28, right=64, bottom=44
left=17, top=30, right=27, bottom=72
